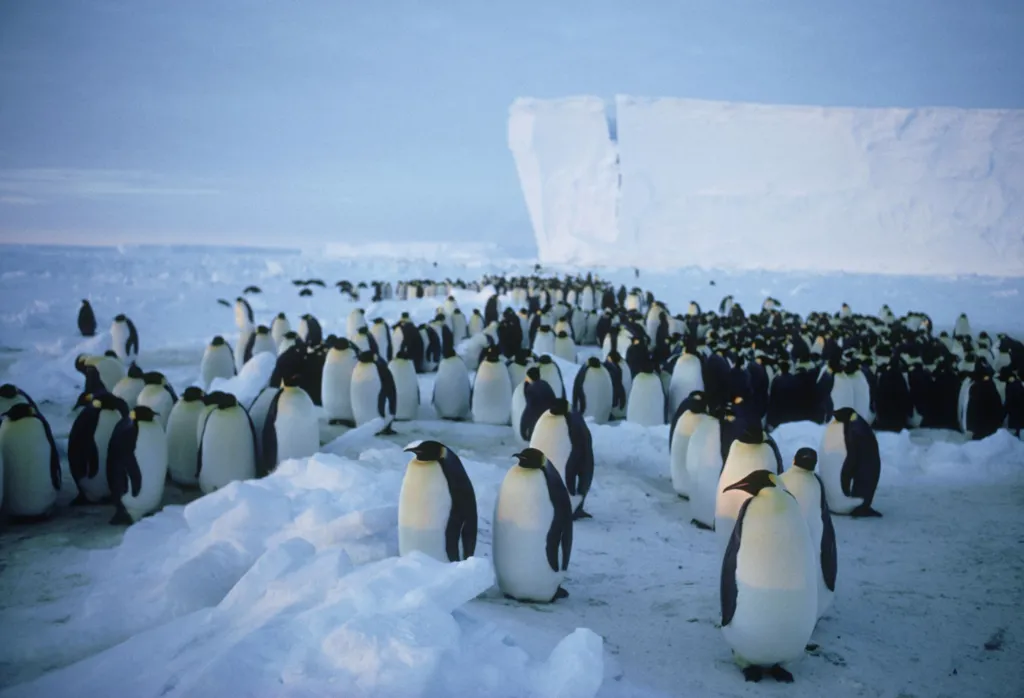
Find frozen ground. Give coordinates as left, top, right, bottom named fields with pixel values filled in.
left=0, top=244, right=1023, bottom=697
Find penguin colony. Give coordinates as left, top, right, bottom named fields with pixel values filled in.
left=1, top=279, right=1022, bottom=683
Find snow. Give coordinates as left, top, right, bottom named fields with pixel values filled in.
left=1, top=244, right=1023, bottom=698
left=509, top=96, right=1024, bottom=275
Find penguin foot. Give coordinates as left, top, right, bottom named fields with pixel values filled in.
left=328, top=418, right=355, bottom=427
left=70, top=494, right=92, bottom=507
left=769, top=665, right=794, bottom=683
left=677, top=494, right=690, bottom=501
left=691, top=518, right=714, bottom=531
left=108, top=508, right=133, bottom=526
left=552, top=586, right=570, bottom=601
left=850, top=505, right=883, bottom=518
left=378, top=425, right=397, bottom=436
left=741, top=666, right=763, bottom=683
left=573, top=509, right=593, bottom=520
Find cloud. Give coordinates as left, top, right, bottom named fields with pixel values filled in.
left=0, top=195, right=40, bottom=205
left=0, top=168, right=220, bottom=199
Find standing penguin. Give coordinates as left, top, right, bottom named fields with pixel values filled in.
left=270, top=312, right=291, bottom=347
left=819, top=407, right=882, bottom=517
left=780, top=448, right=838, bottom=620
left=668, top=339, right=705, bottom=414
left=432, top=335, right=471, bottom=421
left=298, top=314, right=323, bottom=347
left=370, top=318, right=393, bottom=362
left=68, top=392, right=129, bottom=504
left=106, top=405, right=168, bottom=524
left=715, top=422, right=779, bottom=554
left=349, top=350, right=397, bottom=433
left=492, top=448, right=573, bottom=603
left=572, top=357, right=613, bottom=424
left=389, top=345, right=421, bottom=421
left=398, top=440, right=478, bottom=563
left=77, top=299, right=97, bottom=337
left=627, top=357, right=666, bottom=426
left=472, top=346, right=513, bottom=425
left=516, top=366, right=559, bottom=444
left=528, top=398, right=594, bottom=519
left=112, top=363, right=147, bottom=409
left=532, top=325, right=556, bottom=356
left=262, top=376, right=320, bottom=474
left=0, top=383, right=37, bottom=416
left=553, top=331, right=577, bottom=363
left=243, top=325, right=277, bottom=364
left=536, top=354, right=565, bottom=399
left=110, top=314, right=139, bottom=364
left=200, top=336, right=236, bottom=389
left=720, top=470, right=818, bottom=683
left=165, top=387, right=207, bottom=488
left=668, top=390, right=706, bottom=498
left=197, top=391, right=259, bottom=493
left=76, top=353, right=126, bottom=395
left=135, top=371, right=177, bottom=430
left=0, top=403, right=61, bottom=520
left=322, top=337, right=359, bottom=426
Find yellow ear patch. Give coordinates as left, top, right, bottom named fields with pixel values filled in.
left=92, top=399, right=102, bottom=408
left=849, top=413, right=857, bottom=421
left=733, top=396, right=744, bottom=405
left=129, top=410, right=137, bottom=420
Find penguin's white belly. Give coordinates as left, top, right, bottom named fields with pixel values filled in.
left=669, top=411, right=701, bottom=496
left=852, top=374, right=873, bottom=422
left=112, top=379, right=145, bottom=409
left=581, top=372, right=613, bottom=424
left=724, top=498, right=817, bottom=666
left=530, top=416, right=572, bottom=493
left=199, top=412, right=256, bottom=493
left=818, top=422, right=862, bottom=514
left=251, top=335, right=276, bottom=359
left=830, top=377, right=856, bottom=413
left=688, top=417, right=723, bottom=528
left=716, top=443, right=776, bottom=552
left=322, top=356, right=356, bottom=422
left=350, top=369, right=385, bottom=426
left=271, top=320, right=290, bottom=346
left=201, top=347, right=235, bottom=389
left=96, top=359, right=126, bottom=393
left=398, top=463, right=453, bottom=563
left=433, top=358, right=471, bottom=420
left=471, top=368, right=512, bottom=425
left=611, top=366, right=632, bottom=420
left=780, top=469, right=833, bottom=619
left=627, top=374, right=665, bottom=426
left=248, top=388, right=277, bottom=446
left=554, top=338, right=576, bottom=363
left=122, top=427, right=167, bottom=521
left=166, top=404, right=203, bottom=487
left=137, top=387, right=174, bottom=430
left=532, top=333, right=555, bottom=356
left=274, top=408, right=320, bottom=463
left=669, top=356, right=704, bottom=414
left=540, top=366, right=564, bottom=399
left=493, top=470, right=562, bottom=602
left=80, top=410, right=120, bottom=501
left=510, top=382, right=528, bottom=443
left=390, top=361, right=420, bottom=421
left=0, top=421, right=56, bottom=517
left=111, top=324, right=132, bottom=361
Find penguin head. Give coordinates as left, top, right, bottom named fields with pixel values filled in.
left=513, top=448, right=548, bottom=470
left=357, top=351, right=376, bottom=364
left=131, top=405, right=157, bottom=422
left=143, top=371, right=166, bottom=386
left=793, top=447, right=818, bottom=471
left=74, top=391, right=93, bottom=408
left=127, top=363, right=145, bottom=379
left=208, top=391, right=238, bottom=409
left=737, top=421, right=764, bottom=445
left=276, top=312, right=287, bottom=320
left=373, top=317, right=386, bottom=326
left=586, top=356, right=602, bottom=369
left=114, top=314, right=127, bottom=323
left=81, top=299, right=91, bottom=306
left=556, top=331, right=569, bottom=339
left=513, top=349, right=533, bottom=367
left=333, top=337, right=352, bottom=352
left=832, top=407, right=858, bottom=423
left=74, top=354, right=89, bottom=372
left=404, top=440, right=447, bottom=463
left=4, top=403, right=37, bottom=421
left=0, top=383, right=17, bottom=399
left=606, top=351, right=622, bottom=364
left=256, top=325, right=271, bottom=335
left=549, top=398, right=570, bottom=417
left=95, top=393, right=128, bottom=413
left=211, top=335, right=227, bottom=347
left=525, top=366, right=541, bottom=383
left=483, top=346, right=501, bottom=363
left=537, top=354, right=553, bottom=365
left=182, top=386, right=205, bottom=403
left=723, top=469, right=778, bottom=497
left=104, top=350, right=120, bottom=359
left=283, top=331, right=299, bottom=341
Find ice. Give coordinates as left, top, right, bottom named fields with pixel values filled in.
left=509, top=96, right=1024, bottom=275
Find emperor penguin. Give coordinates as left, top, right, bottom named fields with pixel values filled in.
left=389, top=345, right=421, bottom=421
left=506, top=350, right=534, bottom=389
left=450, top=308, right=469, bottom=341
left=112, top=363, right=147, bottom=409
left=532, top=325, right=556, bottom=356
left=271, top=312, right=291, bottom=347
left=536, top=354, right=565, bottom=399
left=68, top=392, right=129, bottom=504
left=689, top=403, right=743, bottom=530
left=715, top=422, right=779, bottom=553
left=201, top=335, right=236, bottom=389
left=198, top=391, right=259, bottom=493
left=961, top=364, right=1005, bottom=440
left=492, top=448, right=573, bottom=603
left=262, top=375, right=320, bottom=473
left=605, top=352, right=631, bottom=420
left=298, top=314, right=323, bottom=346
left=106, top=405, right=168, bottom=524
left=432, top=336, right=471, bottom=421
left=398, top=440, right=478, bottom=563
left=668, top=390, right=706, bottom=498
left=627, top=357, right=667, bottom=426
left=953, top=313, right=972, bottom=338
left=0, top=383, right=37, bottom=416
left=76, top=353, right=126, bottom=394
left=517, top=366, right=558, bottom=444
left=165, top=387, right=207, bottom=488
left=0, top=403, right=61, bottom=519
left=553, top=331, right=577, bottom=363
left=346, top=308, right=368, bottom=342
left=78, top=299, right=98, bottom=337
left=668, top=338, right=705, bottom=415
left=468, top=308, right=485, bottom=337
left=528, top=398, right=595, bottom=519
left=819, top=407, right=882, bottom=517
left=110, top=314, right=139, bottom=364
left=136, top=371, right=177, bottom=430
left=234, top=296, right=255, bottom=331
left=370, top=318, right=393, bottom=361
left=244, top=325, right=277, bottom=364
left=277, top=331, right=302, bottom=356
left=571, top=356, right=613, bottom=425
left=322, top=337, right=359, bottom=426
left=471, top=346, right=513, bottom=425
left=350, top=350, right=397, bottom=433
left=780, top=448, right=838, bottom=620
left=721, top=470, right=818, bottom=683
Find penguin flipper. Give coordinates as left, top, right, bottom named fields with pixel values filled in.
left=440, top=451, right=478, bottom=559
left=571, top=368, right=587, bottom=414
left=720, top=499, right=750, bottom=628
left=262, top=391, right=282, bottom=475
left=39, top=414, right=62, bottom=490
left=68, top=407, right=98, bottom=483
left=815, top=474, right=838, bottom=592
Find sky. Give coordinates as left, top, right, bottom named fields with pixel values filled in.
left=0, top=0, right=1022, bottom=251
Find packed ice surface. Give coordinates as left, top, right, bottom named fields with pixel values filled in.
left=509, top=96, right=1024, bottom=275
left=1, top=243, right=1023, bottom=698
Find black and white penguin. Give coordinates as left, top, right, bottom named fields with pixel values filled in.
left=516, top=366, right=559, bottom=444
left=299, top=314, right=323, bottom=347
left=106, top=405, right=168, bottom=524
left=532, top=325, right=556, bottom=356
left=571, top=356, right=613, bottom=425
left=165, top=387, right=207, bottom=488
left=432, top=335, right=471, bottom=421
left=78, top=299, right=97, bottom=337
left=0, top=383, right=38, bottom=416
left=271, top=312, right=291, bottom=347
left=389, top=345, right=420, bottom=421
left=626, top=357, right=666, bottom=426
left=506, top=349, right=534, bottom=389
left=136, top=371, right=177, bottom=430
left=76, top=352, right=126, bottom=393
left=398, top=440, right=478, bottom=562
left=780, top=448, right=838, bottom=620
left=197, top=391, right=259, bottom=492
left=112, top=363, right=146, bottom=408
left=200, top=335, right=236, bottom=389
left=536, top=354, right=565, bottom=399
left=370, top=318, right=393, bottom=362
left=715, top=422, right=780, bottom=553
left=720, top=470, right=817, bottom=683
left=68, top=392, right=129, bottom=504
left=0, top=403, right=61, bottom=519
left=349, top=350, right=397, bottom=432
left=471, top=346, right=512, bottom=425
left=668, top=338, right=705, bottom=414
left=689, top=403, right=744, bottom=530
left=819, top=407, right=882, bottom=517
left=321, top=337, right=358, bottom=426
left=276, top=331, right=302, bottom=356
left=553, top=331, right=577, bottom=363
left=528, top=398, right=594, bottom=519
left=234, top=296, right=255, bottom=330
left=961, top=364, right=1005, bottom=440
left=668, top=390, right=706, bottom=498
left=244, top=325, right=277, bottom=364
left=110, top=313, right=139, bottom=364
left=262, top=375, right=320, bottom=474
left=352, top=325, right=379, bottom=356
left=492, top=448, right=573, bottom=603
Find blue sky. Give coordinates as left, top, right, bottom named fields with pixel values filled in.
left=1, top=0, right=1021, bottom=250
